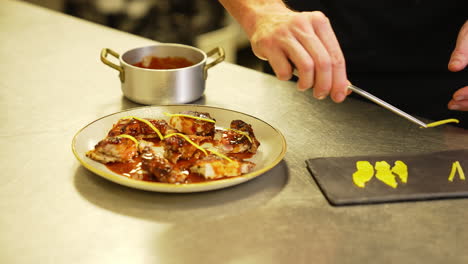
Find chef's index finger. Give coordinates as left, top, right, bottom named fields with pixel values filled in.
left=309, top=12, right=348, bottom=102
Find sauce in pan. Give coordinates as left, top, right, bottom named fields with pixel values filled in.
left=133, top=56, right=194, bottom=70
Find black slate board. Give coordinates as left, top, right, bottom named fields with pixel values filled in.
left=306, top=149, right=468, bottom=206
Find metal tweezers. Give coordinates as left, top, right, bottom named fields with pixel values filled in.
left=347, top=84, right=428, bottom=128
left=291, top=70, right=428, bottom=127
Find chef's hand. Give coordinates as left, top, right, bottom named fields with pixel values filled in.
left=247, top=6, right=350, bottom=103
left=448, top=20, right=468, bottom=111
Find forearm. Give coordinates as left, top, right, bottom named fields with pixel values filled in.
left=218, top=0, right=289, bottom=38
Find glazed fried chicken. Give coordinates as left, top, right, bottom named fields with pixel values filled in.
left=169, top=111, right=216, bottom=136
left=141, top=147, right=188, bottom=183
left=163, top=134, right=210, bottom=163
left=230, top=120, right=260, bottom=153
left=190, top=156, right=255, bottom=179
left=214, top=120, right=261, bottom=154
left=86, top=112, right=262, bottom=182
left=86, top=136, right=138, bottom=163
left=108, top=118, right=174, bottom=139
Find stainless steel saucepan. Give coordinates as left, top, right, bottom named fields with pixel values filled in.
left=101, top=43, right=225, bottom=105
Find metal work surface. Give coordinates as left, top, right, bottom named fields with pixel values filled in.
left=1, top=1, right=468, bottom=263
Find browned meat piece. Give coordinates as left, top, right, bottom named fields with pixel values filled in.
left=169, top=111, right=215, bottom=136
left=163, top=134, right=210, bottom=163
left=107, top=118, right=174, bottom=139
left=213, top=129, right=251, bottom=154
left=190, top=155, right=255, bottom=179
left=141, top=147, right=188, bottom=183
left=86, top=136, right=138, bottom=163
left=230, top=120, right=260, bottom=153
left=214, top=120, right=260, bottom=154
left=137, top=140, right=165, bottom=157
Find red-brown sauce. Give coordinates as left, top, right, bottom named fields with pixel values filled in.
left=229, top=153, right=255, bottom=160
left=104, top=129, right=255, bottom=184
left=132, top=56, right=194, bottom=69
left=105, top=155, right=251, bottom=184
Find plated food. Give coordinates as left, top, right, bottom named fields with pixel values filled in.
left=72, top=105, right=287, bottom=192
left=86, top=111, right=260, bottom=184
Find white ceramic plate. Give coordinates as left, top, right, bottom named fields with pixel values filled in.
left=72, top=105, right=287, bottom=193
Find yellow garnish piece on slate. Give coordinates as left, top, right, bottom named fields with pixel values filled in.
left=458, top=162, right=466, bottom=180
left=122, top=116, right=164, bottom=140
left=117, top=134, right=139, bottom=147
left=164, top=133, right=208, bottom=156
left=425, top=118, right=460, bottom=128
left=391, top=160, right=408, bottom=183
left=352, top=161, right=374, bottom=188
left=375, top=161, right=398, bottom=188
left=448, top=162, right=457, bottom=182
left=448, top=161, right=465, bottom=182
left=163, top=112, right=216, bottom=123
left=228, top=128, right=253, bottom=143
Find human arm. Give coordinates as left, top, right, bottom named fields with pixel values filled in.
left=218, top=0, right=349, bottom=102
left=448, top=20, right=468, bottom=111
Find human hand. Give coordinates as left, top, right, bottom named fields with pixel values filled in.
left=448, top=20, right=468, bottom=111
left=248, top=7, right=349, bottom=102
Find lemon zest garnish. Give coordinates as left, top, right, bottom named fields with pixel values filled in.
left=163, top=133, right=233, bottom=162
left=206, top=148, right=234, bottom=163
left=118, top=115, right=234, bottom=162
left=457, top=161, right=466, bottom=181
left=391, top=160, right=408, bottom=183
left=227, top=128, right=253, bottom=143
left=448, top=162, right=457, bottom=182
left=448, top=161, right=465, bottom=182
left=375, top=161, right=398, bottom=188
left=116, top=134, right=139, bottom=148
left=425, top=118, right=460, bottom=128
left=164, top=133, right=208, bottom=156
left=163, top=112, right=215, bottom=123
left=352, top=161, right=374, bottom=188
left=121, top=116, right=164, bottom=140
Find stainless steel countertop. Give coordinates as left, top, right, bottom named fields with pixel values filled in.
left=1, top=1, right=468, bottom=263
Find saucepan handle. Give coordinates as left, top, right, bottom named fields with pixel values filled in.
left=204, top=47, right=225, bottom=79
left=100, top=48, right=125, bottom=82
